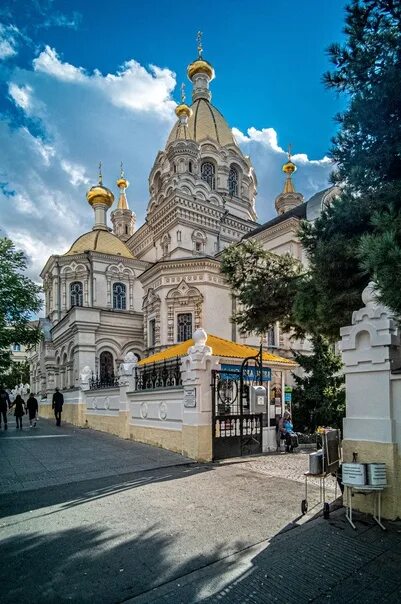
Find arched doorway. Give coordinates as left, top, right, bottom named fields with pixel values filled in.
left=100, top=351, right=114, bottom=382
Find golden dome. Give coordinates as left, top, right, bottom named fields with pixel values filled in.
left=187, top=59, right=215, bottom=81
left=167, top=98, right=238, bottom=147
left=64, top=229, right=134, bottom=258
left=116, top=177, right=129, bottom=189
left=175, top=103, right=193, bottom=118
left=282, top=160, right=296, bottom=175
left=86, top=185, right=114, bottom=208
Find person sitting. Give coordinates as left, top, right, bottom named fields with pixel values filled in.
left=283, top=412, right=297, bottom=453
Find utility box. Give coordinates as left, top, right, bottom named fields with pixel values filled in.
left=367, top=463, right=387, bottom=487
left=249, top=385, right=267, bottom=413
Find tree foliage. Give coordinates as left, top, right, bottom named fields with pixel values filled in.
left=221, top=240, right=303, bottom=336
left=2, top=360, right=31, bottom=390
left=296, top=0, right=401, bottom=336
left=0, top=237, right=42, bottom=377
left=292, top=335, right=345, bottom=432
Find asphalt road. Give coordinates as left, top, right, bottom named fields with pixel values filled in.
left=0, top=419, right=322, bottom=603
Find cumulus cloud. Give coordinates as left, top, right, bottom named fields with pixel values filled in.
left=233, top=126, right=333, bottom=222
left=0, top=24, right=20, bottom=60
left=1, top=45, right=332, bottom=281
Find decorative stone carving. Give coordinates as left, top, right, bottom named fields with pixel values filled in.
left=80, top=366, right=92, bottom=391
left=119, top=351, right=138, bottom=387
left=159, top=402, right=167, bottom=420
left=187, top=327, right=212, bottom=359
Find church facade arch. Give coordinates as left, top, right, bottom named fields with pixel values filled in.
left=166, top=280, right=203, bottom=344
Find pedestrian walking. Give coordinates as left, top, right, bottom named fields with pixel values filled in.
left=26, top=393, right=39, bottom=427
left=0, top=386, right=10, bottom=431
left=13, top=394, right=25, bottom=430
left=52, top=388, right=64, bottom=426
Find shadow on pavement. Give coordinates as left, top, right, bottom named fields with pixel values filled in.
left=0, top=463, right=214, bottom=523
left=0, top=523, right=247, bottom=604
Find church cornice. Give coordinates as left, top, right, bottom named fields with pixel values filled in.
left=138, top=255, right=221, bottom=283
left=249, top=216, right=302, bottom=243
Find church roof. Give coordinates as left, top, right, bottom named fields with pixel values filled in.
left=139, top=333, right=296, bottom=367
left=243, top=202, right=307, bottom=239
left=167, top=98, right=238, bottom=147
left=64, top=229, right=134, bottom=258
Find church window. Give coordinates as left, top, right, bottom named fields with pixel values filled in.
left=189, top=161, right=192, bottom=173
left=113, top=282, right=126, bottom=310
left=228, top=166, right=239, bottom=196
left=148, top=319, right=156, bottom=348
left=201, top=162, right=215, bottom=190
left=70, top=281, right=83, bottom=307
left=100, top=351, right=114, bottom=381
left=177, top=230, right=182, bottom=242
left=125, top=225, right=129, bottom=235
left=195, top=241, right=202, bottom=253
left=267, top=325, right=277, bottom=348
left=12, top=344, right=21, bottom=352
left=173, top=164, right=177, bottom=173
left=177, top=313, right=192, bottom=342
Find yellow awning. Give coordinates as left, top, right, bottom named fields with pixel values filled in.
left=139, top=334, right=296, bottom=367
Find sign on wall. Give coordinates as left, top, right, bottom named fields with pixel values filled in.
left=184, top=387, right=196, bottom=408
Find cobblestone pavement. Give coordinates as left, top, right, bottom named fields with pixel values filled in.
left=0, top=417, right=192, bottom=494
left=245, top=449, right=338, bottom=493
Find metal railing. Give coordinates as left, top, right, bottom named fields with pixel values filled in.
left=135, top=357, right=182, bottom=390
left=89, top=373, right=119, bottom=390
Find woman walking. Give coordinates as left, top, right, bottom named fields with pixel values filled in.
left=14, top=394, right=25, bottom=430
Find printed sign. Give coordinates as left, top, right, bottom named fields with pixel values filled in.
left=184, top=387, right=196, bottom=408
left=220, top=364, right=272, bottom=382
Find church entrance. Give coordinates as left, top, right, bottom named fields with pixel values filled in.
left=211, top=366, right=264, bottom=460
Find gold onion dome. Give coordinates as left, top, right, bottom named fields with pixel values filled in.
left=86, top=185, right=114, bottom=208
left=87, top=163, right=114, bottom=207
left=282, top=160, right=297, bottom=175
left=187, top=58, right=215, bottom=81
left=117, top=176, right=129, bottom=189
left=175, top=103, right=192, bottom=118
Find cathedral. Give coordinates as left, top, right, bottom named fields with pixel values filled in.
left=29, top=41, right=337, bottom=396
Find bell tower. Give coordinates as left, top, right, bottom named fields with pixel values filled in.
left=111, top=164, right=136, bottom=241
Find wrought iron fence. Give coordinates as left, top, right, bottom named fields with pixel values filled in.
left=89, top=373, right=119, bottom=390
left=135, top=357, right=182, bottom=390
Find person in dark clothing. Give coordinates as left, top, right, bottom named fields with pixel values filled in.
left=52, top=388, right=64, bottom=426
left=14, top=394, right=25, bottom=429
left=26, top=393, right=38, bottom=427
left=0, top=387, right=10, bottom=430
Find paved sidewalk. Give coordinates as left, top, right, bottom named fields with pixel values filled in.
left=0, top=417, right=192, bottom=494
left=128, top=508, right=401, bottom=603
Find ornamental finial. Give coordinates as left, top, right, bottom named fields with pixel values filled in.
left=120, top=161, right=124, bottom=179
left=197, top=31, right=203, bottom=59
left=98, top=161, right=103, bottom=186
left=181, top=82, right=186, bottom=103
left=287, top=144, right=292, bottom=162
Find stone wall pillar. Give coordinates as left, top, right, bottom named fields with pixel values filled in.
left=340, top=283, right=401, bottom=519
left=180, top=328, right=219, bottom=461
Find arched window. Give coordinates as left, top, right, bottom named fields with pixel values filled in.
left=70, top=281, right=83, bottom=307
left=100, top=351, right=114, bottom=381
left=188, top=161, right=192, bottom=173
left=201, top=162, right=215, bottom=190
left=113, top=282, right=126, bottom=310
left=228, top=166, right=239, bottom=196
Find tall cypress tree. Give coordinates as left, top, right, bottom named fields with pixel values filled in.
left=292, top=335, right=345, bottom=432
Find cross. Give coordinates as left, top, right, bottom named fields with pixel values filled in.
left=98, top=161, right=103, bottom=185
left=197, top=31, right=203, bottom=59
left=287, top=144, right=292, bottom=161
left=181, top=82, right=186, bottom=103
left=120, top=161, right=124, bottom=178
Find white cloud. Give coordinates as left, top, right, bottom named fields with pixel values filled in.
left=33, top=45, right=86, bottom=82
left=233, top=126, right=333, bottom=222
left=9, top=83, right=33, bottom=110
left=61, top=160, right=90, bottom=187
left=0, top=24, right=19, bottom=60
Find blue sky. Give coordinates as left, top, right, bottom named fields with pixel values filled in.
left=0, top=0, right=348, bottom=277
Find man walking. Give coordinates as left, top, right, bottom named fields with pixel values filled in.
left=52, top=387, right=64, bottom=426
left=0, top=386, right=10, bottom=430
left=26, top=392, right=39, bottom=427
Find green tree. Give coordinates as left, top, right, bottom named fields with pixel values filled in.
left=296, top=0, right=401, bottom=335
left=221, top=240, right=303, bottom=336
left=3, top=360, right=31, bottom=390
left=0, top=237, right=42, bottom=379
left=292, top=335, right=345, bottom=432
